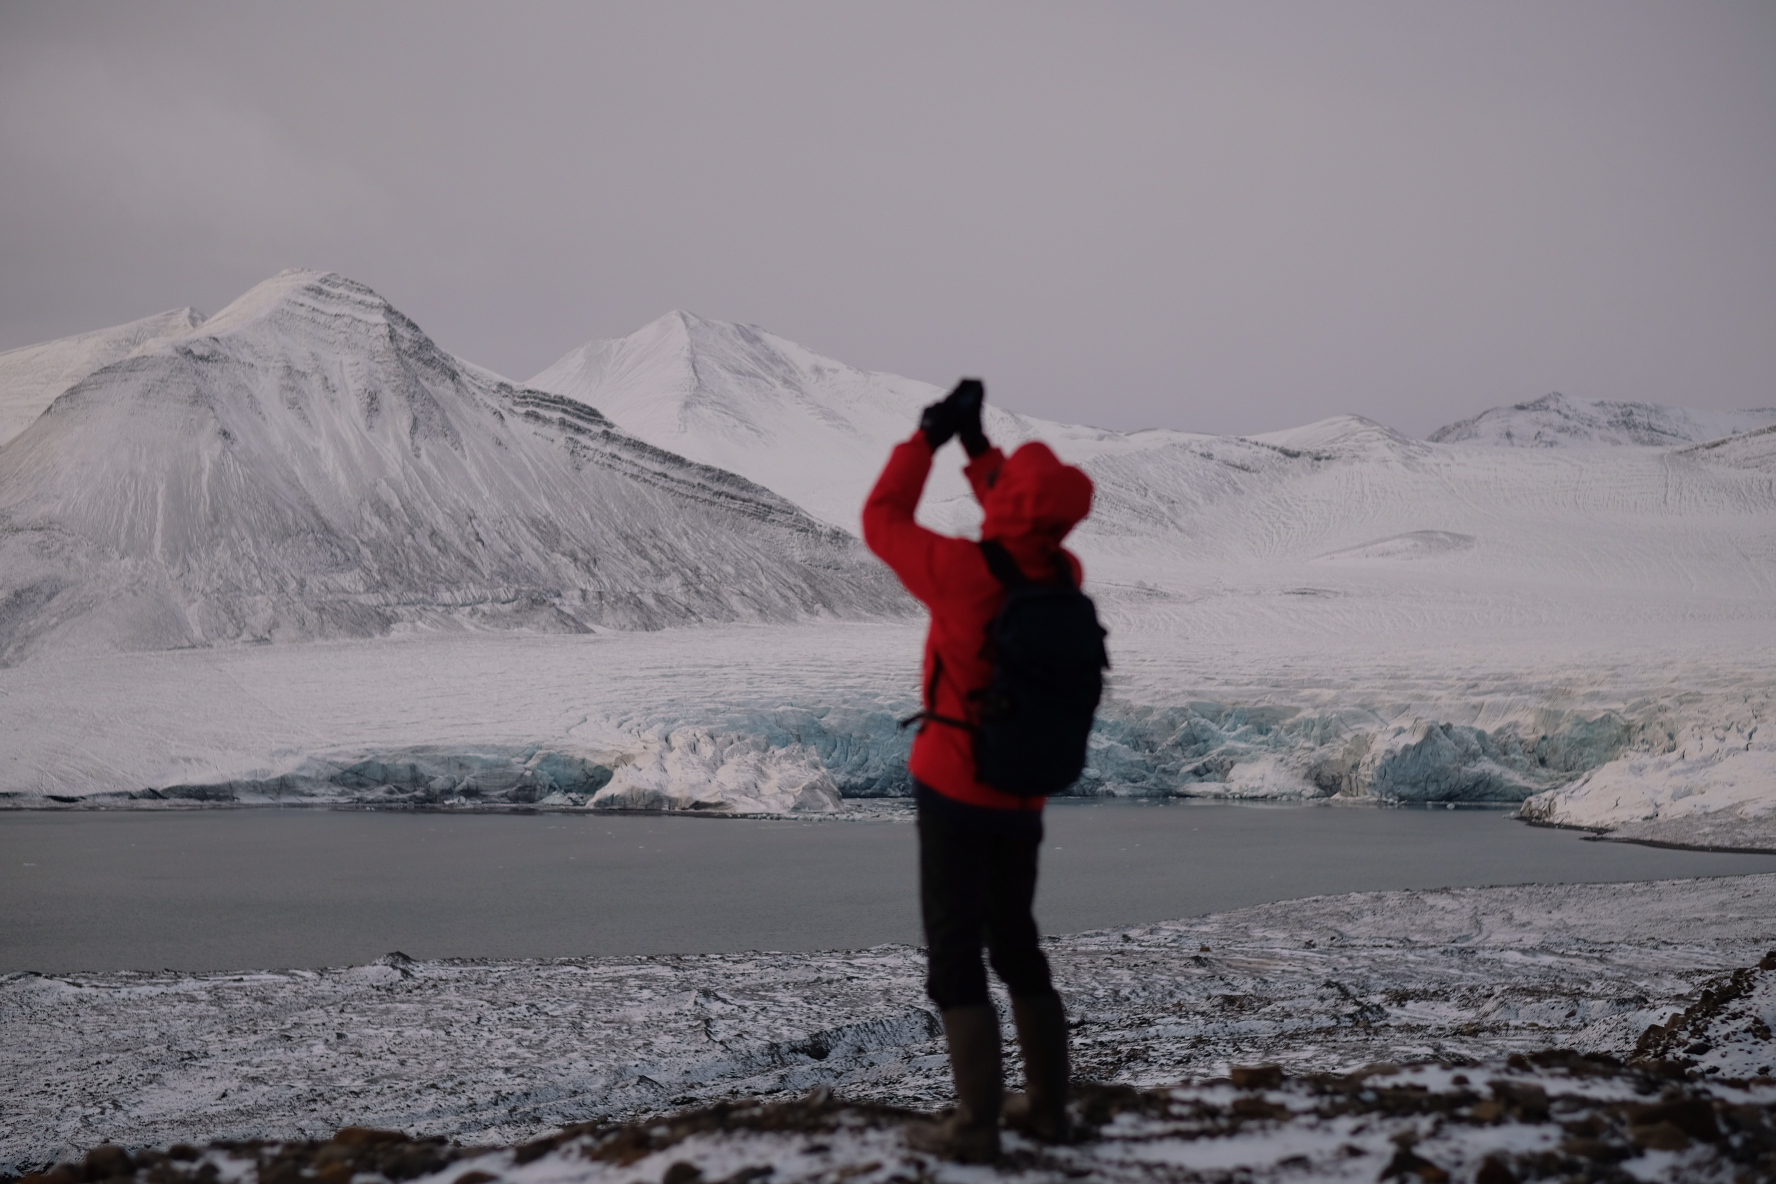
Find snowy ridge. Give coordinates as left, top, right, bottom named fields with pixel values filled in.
left=1429, top=390, right=1776, bottom=448
left=1253, top=413, right=1429, bottom=460
left=0, top=272, right=906, bottom=665
left=0, top=307, right=204, bottom=448
left=1680, top=423, right=1776, bottom=472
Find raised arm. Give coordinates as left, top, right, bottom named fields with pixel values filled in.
left=862, top=432, right=952, bottom=605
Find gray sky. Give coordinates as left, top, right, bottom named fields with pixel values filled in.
left=2, top=2, right=1772, bottom=436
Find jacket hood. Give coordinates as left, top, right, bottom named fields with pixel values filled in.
left=981, top=442, right=1094, bottom=543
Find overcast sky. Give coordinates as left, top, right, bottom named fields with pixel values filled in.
left=2, top=2, right=1771, bottom=436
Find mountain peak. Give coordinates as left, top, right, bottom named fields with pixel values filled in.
left=530, top=314, right=956, bottom=530
left=195, top=270, right=402, bottom=340
left=0, top=271, right=903, bottom=661
left=1252, top=414, right=1425, bottom=461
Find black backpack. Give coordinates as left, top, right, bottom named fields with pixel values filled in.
left=971, top=540, right=1110, bottom=796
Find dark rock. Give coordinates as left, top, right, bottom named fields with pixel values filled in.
left=81, top=1146, right=132, bottom=1182
left=1489, top=1079, right=1549, bottom=1121
left=1229, top=1096, right=1291, bottom=1121
left=1379, top=1141, right=1449, bottom=1182
left=1629, top=1120, right=1692, bottom=1151
left=662, top=1163, right=703, bottom=1184
left=22, top=1167, right=80, bottom=1184
left=1229, top=1063, right=1284, bottom=1090
left=1623, top=1097, right=1720, bottom=1142
left=511, top=1138, right=561, bottom=1166
left=1474, top=1155, right=1519, bottom=1184
left=330, top=1128, right=407, bottom=1147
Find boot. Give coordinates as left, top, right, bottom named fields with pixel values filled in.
left=1002, top=992, right=1072, bottom=1142
left=907, top=1005, right=1002, bottom=1162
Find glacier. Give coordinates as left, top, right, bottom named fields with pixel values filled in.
left=2, top=292, right=1773, bottom=835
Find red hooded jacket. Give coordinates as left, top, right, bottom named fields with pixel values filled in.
left=863, top=432, right=1095, bottom=810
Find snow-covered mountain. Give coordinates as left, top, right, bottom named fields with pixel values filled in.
left=0, top=272, right=904, bottom=664
left=516, top=312, right=1776, bottom=822
left=529, top=311, right=1187, bottom=532
left=4, top=298, right=1772, bottom=824
left=0, top=307, right=205, bottom=448
left=1429, top=391, right=1776, bottom=448
left=531, top=316, right=1774, bottom=596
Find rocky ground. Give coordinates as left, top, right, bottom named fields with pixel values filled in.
left=6, top=877, right=1776, bottom=1181
left=11, top=1047, right=1775, bottom=1184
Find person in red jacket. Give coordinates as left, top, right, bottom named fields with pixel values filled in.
left=862, top=379, right=1093, bottom=1162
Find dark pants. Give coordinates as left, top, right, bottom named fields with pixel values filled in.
left=915, top=781, right=1055, bottom=1009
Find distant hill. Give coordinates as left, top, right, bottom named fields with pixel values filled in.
left=0, top=273, right=904, bottom=664
left=1429, top=391, right=1776, bottom=448
left=1677, top=423, right=1776, bottom=472
left=0, top=307, right=205, bottom=447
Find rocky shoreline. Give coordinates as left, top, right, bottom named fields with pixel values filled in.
left=12, top=1049, right=1775, bottom=1184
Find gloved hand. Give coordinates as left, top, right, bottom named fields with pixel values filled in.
left=920, top=378, right=987, bottom=453
left=951, top=378, right=988, bottom=458
left=919, top=396, right=960, bottom=450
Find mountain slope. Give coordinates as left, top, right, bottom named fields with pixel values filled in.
left=529, top=311, right=1188, bottom=532
left=533, top=317, right=1776, bottom=596
left=0, top=308, right=205, bottom=448
left=0, top=272, right=904, bottom=664
left=1429, top=391, right=1776, bottom=448
left=1679, top=423, right=1776, bottom=472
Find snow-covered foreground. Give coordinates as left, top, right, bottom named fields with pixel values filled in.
left=6, top=875, right=1775, bottom=1179
left=20, top=1067, right=1776, bottom=1184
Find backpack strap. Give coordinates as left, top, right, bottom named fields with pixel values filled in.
left=978, top=539, right=1029, bottom=588
left=980, top=539, right=1075, bottom=588
left=896, top=653, right=975, bottom=732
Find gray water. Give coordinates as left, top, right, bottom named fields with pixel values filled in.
left=4, top=801, right=1773, bottom=974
